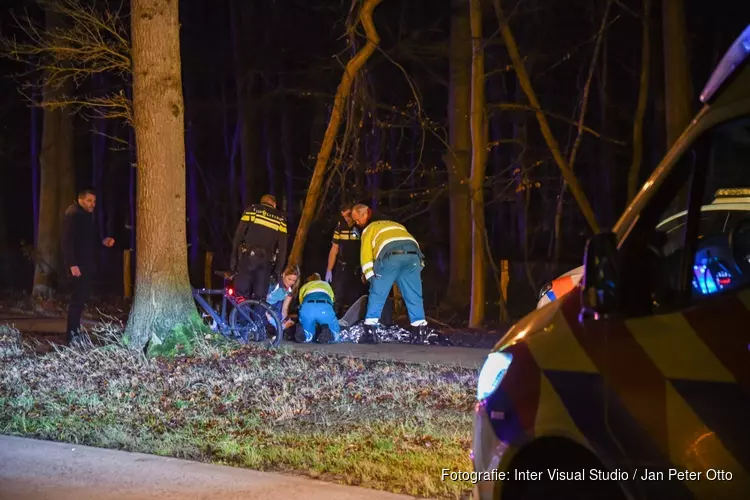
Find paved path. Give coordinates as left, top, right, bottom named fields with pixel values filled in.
left=0, top=435, right=422, bottom=500
left=1, top=316, right=488, bottom=369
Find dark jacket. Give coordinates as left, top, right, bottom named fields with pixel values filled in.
left=61, top=202, right=100, bottom=271
left=332, top=216, right=361, bottom=266
left=231, top=203, right=288, bottom=270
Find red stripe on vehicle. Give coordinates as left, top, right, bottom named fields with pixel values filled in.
left=682, top=295, right=750, bottom=390
left=561, top=296, right=669, bottom=452
left=503, top=341, right=541, bottom=436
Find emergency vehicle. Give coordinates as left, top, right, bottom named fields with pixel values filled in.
left=536, top=189, right=750, bottom=309
left=472, top=25, right=750, bottom=500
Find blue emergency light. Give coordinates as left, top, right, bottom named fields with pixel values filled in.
left=700, top=24, right=750, bottom=103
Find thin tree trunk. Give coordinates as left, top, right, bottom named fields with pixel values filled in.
left=553, top=0, right=611, bottom=261
left=33, top=8, right=74, bottom=298
left=444, top=0, right=472, bottom=310
left=493, top=0, right=600, bottom=234
left=468, top=0, right=487, bottom=327
left=186, top=123, right=200, bottom=278
left=125, top=0, right=197, bottom=351
left=288, top=0, right=383, bottom=267
left=31, top=93, right=40, bottom=246
left=281, top=96, right=296, bottom=228
left=662, top=0, right=693, bottom=148
left=628, top=0, right=651, bottom=202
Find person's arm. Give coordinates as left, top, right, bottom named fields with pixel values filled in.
left=231, top=214, right=249, bottom=270
left=281, top=295, right=293, bottom=320
left=61, top=212, right=77, bottom=270
left=360, top=226, right=375, bottom=281
left=327, top=243, right=339, bottom=272
left=275, top=216, right=288, bottom=272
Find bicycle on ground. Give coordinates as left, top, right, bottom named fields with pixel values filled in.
left=192, top=271, right=283, bottom=347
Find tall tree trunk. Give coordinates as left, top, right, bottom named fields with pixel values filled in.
left=33, top=9, right=74, bottom=299
left=125, top=0, right=198, bottom=351
left=444, top=0, right=472, bottom=310
left=468, top=0, right=487, bottom=327
left=494, top=0, right=599, bottom=234
left=288, top=0, right=383, bottom=267
left=628, top=0, right=651, bottom=202
left=186, top=123, right=201, bottom=280
left=662, top=0, right=693, bottom=148
left=281, top=96, right=296, bottom=229
left=31, top=93, right=40, bottom=246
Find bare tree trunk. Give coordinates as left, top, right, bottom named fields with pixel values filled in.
left=31, top=93, right=40, bottom=246
left=125, top=0, right=198, bottom=351
left=468, top=0, right=487, bottom=327
left=444, top=0, right=472, bottom=310
left=288, top=0, right=383, bottom=267
left=662, top=0, right=693, bottom=148
left=628, top=0, right=651, bottom=202
left=33, top=9, right=74, bottom=298
left=553, top=0, right=611, bottom=261
left=494, top=0, right=600, bottom=234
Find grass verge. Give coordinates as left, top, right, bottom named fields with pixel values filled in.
left=0, top=322, right=478, bottom=498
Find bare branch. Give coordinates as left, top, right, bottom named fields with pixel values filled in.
left=1, top=0, right=132, bottom=119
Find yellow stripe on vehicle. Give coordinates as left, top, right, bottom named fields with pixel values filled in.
left=528, top=315, right=598, bottom=373
left=626, top=314, right=735, bottom=383
left=665, top=381, right=750, bottom=499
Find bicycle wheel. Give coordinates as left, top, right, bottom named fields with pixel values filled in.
left=229, top=300, right=283, bottom=347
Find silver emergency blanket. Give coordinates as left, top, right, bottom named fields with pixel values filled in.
left=336, top=322, right=440, bottom=344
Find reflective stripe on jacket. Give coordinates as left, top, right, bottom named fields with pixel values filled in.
left=360, top=220, right=418, bottom=280
left=299, top=280, right=335, bottom=303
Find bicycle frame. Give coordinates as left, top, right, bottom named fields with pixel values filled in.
left=192, top=287, right=235, bottom=336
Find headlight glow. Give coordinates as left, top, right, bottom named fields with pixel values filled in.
left=476, top=351, right=513, bottom=400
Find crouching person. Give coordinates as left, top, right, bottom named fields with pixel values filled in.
left=294, top=273, right=341, bottom=343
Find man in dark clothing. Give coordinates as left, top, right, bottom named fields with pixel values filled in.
left=231, top=194, right=288, bottom=300
left=325, top=202, right=367, bottom=315
left=61, top=187, right=115, bottom=344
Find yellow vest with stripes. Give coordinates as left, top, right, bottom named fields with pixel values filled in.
left=299, top=280, right=335, bottom=303
left=360, top=220, right=418, bottom=280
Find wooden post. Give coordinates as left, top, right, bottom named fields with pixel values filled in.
left=500, top=259, right=509, bottom=321
left=204, top=251, right=213, bottom=289
left=123, top=249, right=132, bottom=298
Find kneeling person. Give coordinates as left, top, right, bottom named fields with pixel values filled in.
left=296, top=273, right=341, bottom=343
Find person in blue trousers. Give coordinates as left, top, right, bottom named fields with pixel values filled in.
left=294, top=273, right=341, bottom=343
left=351, top=203, right=428, bottom=344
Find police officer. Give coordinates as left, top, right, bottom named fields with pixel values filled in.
left=351, top=203, right=428, bottom=343
left=294, top=273, right=341, bottom=343
left=325, top=202, right=367, bottom=315
left=231, top=194, right=288, bottom=300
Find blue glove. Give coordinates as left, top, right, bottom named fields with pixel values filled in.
left=325, top=270, right=333, bottom=282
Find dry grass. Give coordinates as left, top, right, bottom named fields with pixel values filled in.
left=0, top=321, right=478, bottom=498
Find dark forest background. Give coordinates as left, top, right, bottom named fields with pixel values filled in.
left=1, top=0, right=748, bottom=325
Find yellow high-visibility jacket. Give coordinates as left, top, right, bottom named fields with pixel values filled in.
left=360, top=220, right=419, bottom=280
left=299, top=280, right=335, bottom=303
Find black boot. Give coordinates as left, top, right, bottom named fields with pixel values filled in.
left=363, top=324, right=380, bottom=344
left=410, top=325, right=428, bottom=345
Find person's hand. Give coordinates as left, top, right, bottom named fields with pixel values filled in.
left=70, top=266, right=81, bottom=277
left=283, top=318, right=295, bottom=329
left=102, top=237, right=115, bottom=248
left=325, top=269, right=333, bottom=282
left=361, top=274, right=368, bottom=284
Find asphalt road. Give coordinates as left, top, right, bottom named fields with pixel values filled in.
left=0, top=436, right=423, bottom=500
left=1, top=316, right=489, bottom=368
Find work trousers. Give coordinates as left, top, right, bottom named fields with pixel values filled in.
left=365, top=241, right=426, bottom=326
left=298, top=292, right=340, bottom=342
left=234, top=248, right=270, bottom=301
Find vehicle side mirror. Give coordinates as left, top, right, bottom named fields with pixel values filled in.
left=580, top=231, right=621, bottom=320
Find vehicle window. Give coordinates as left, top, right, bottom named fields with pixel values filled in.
left=618, top=116, right=750, bottom=317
